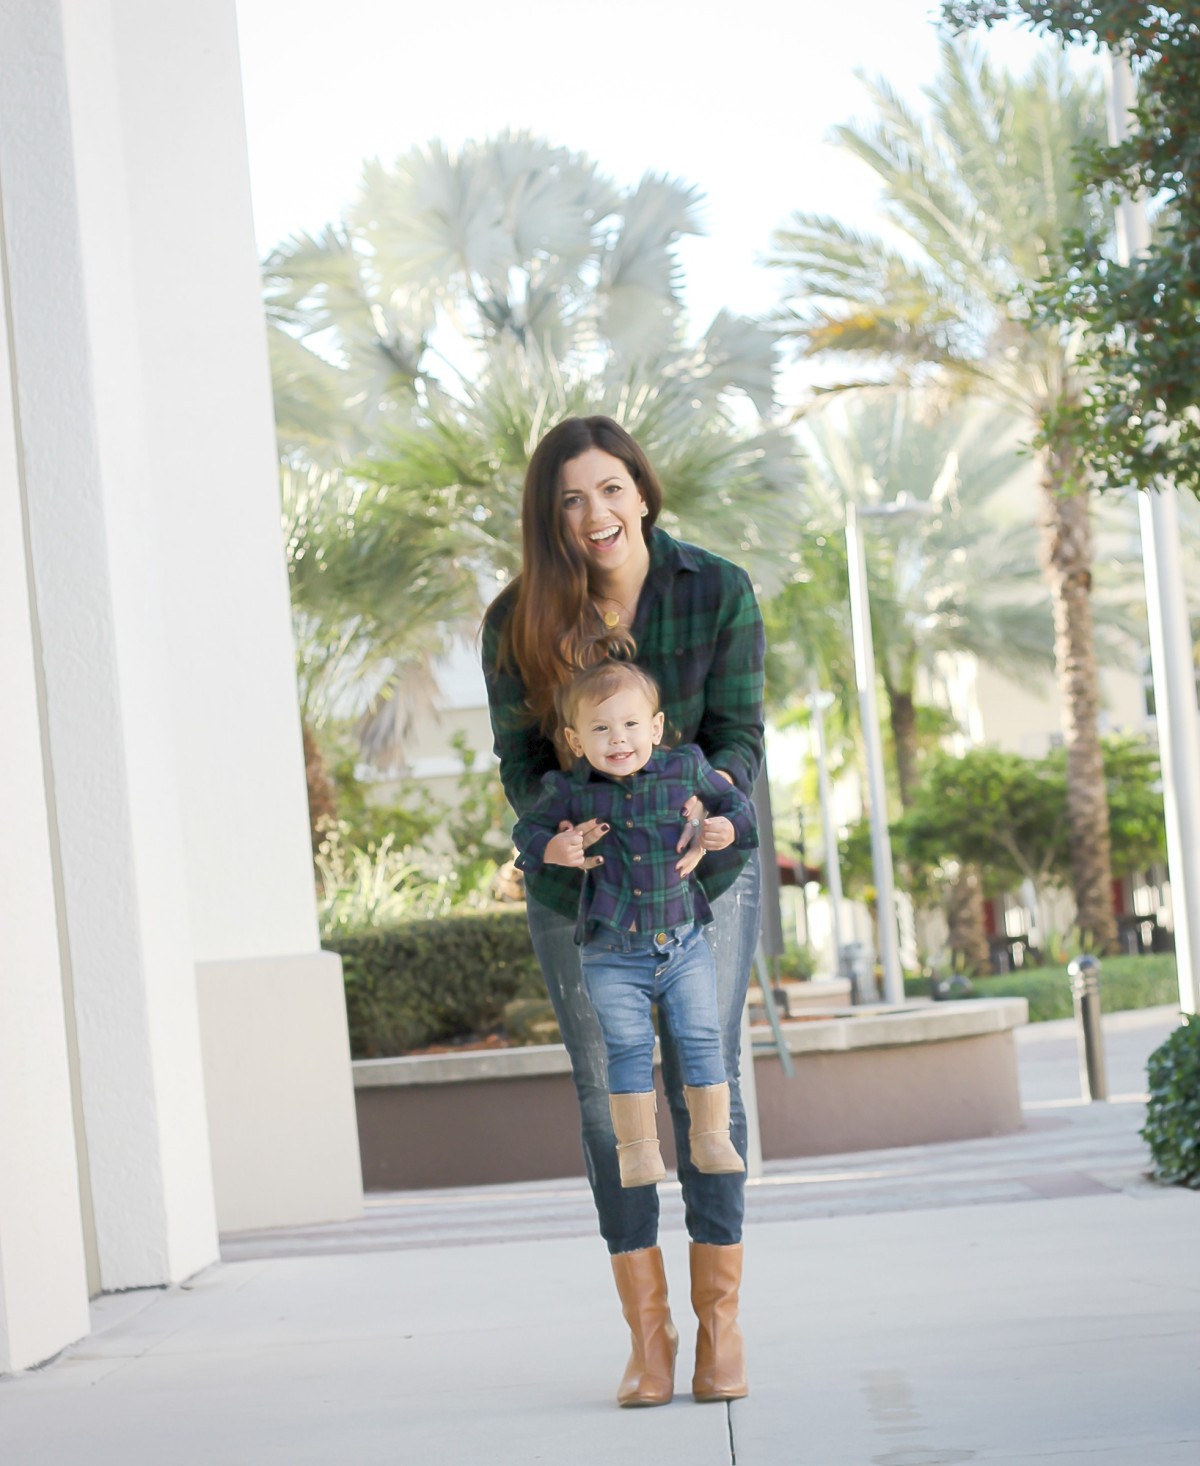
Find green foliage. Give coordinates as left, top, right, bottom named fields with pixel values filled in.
left=896, top=735, right=1165, bottom=894
left=899, top=745, right=1069, bottom=896
left=321, top=726, right=442, bottom=851
left=942, top=3, right=1200, bottom=496
left=769, top=41, right=1108, bottom=419
left=274, top=135, right=805, bottom=777
left=315, top=827, right=457, bottom=936
left=763, top=392, right=1059, bottom=801
left=779, top=942, right=818, bottom=981
left=312, top=728, right=516, bottom=939
left=1049, top=733, right=1167, bottom=877
left=1142, top=1014, right=1200, bottom=1188
left=329, top=907, right=545, bottom=1058
left=974, top=952, right=1179, bottom=1021
left=443, top=733, right=521, bottom=893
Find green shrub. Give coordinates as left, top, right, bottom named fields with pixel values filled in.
left=328, top=906, right=545, bottom=1058
left=1142, top=1015, right=1200, bottom=1189
left=968, top=954, right=1179, bottom=1022
left=779, top=943, right=818, bottom=982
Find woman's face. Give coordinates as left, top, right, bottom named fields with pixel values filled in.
left=558, top=448, right=648, bottom=579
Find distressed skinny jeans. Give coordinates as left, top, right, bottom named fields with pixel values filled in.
left=525, top=852, right=762, bottom=1254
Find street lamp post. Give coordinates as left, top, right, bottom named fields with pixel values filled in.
left=845, top=502, right=905, bottom=1004
left=806, top=680, right=848, bottom=984
left=1109, top=53, right=1200, bottom=1014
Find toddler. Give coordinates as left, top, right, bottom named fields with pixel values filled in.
left=513, top=660, right=758, bottom=1187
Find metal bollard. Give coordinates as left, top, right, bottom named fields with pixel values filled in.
left=1067, top=955, right=1108, bottom=1101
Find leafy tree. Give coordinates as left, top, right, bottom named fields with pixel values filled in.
left=773, top=389, right=1063, bottom=971
left=896, top=735, right=1165, bottom=959
left=271, top=135, right=800, bottom=791
left=942, top=2, right=1200, bottom=495
left=796, top=392, right=1056, bottom=804
left=768, top=42, right=1125, bottom=950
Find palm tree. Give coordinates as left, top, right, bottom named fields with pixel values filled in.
left=776, top=389, right=1064, bottom=969
left=271, top=133, right=800, bottom=796
left=767, top=41, right=1123, bottom=950
left=802, top=392, right=1057, bottom=803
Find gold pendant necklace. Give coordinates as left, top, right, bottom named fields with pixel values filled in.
left=602, top=609, right=621, bottom=628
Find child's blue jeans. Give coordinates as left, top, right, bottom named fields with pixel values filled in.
left=580, top=921, right=726, bottom=1094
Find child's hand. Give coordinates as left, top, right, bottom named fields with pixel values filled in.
left=676, top=791, right=737, bottom=872
left=544, top=818, right=607, bottom=869
left=702, top=816, right=735, bottom=851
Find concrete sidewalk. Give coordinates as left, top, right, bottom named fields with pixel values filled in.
left=2, top=1008, right=1197, bottom=1465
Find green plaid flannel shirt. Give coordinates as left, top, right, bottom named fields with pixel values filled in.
left=482, top=528, right=765, bottom=920
left=512, top=745, right=758, bottom=942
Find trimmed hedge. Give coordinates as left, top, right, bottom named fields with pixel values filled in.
left=327, top=906, right=545, bottom=1059
left=903, top=955, right=1179, bottom=1020
left=969, top=954, right=1180, bottom=1023
left=1142, top=1015, right=1200, bottom=1189
left=329, top=915, right=1183, bottom=1058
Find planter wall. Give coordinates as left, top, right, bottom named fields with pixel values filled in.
left=353, top=999, right=1028, bottom=1191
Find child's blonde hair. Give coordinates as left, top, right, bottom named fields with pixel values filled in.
left=556, top=660, right=662, bottom=736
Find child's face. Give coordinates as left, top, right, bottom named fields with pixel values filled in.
left=564, top=685, right=664, bottom=778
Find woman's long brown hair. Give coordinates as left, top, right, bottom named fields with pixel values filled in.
left=491, top=415, right=663, bottom=736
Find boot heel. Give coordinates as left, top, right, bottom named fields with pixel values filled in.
left=612, top=1247, right=678, bottom=1406
left=690, top=1241, right=748, bottom=1401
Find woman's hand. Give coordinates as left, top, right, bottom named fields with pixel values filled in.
left=544, top=818, right=608, bottom=870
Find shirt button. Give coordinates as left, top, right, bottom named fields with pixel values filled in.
left=625, top=819, right=633, bottom=828
left=633, top=855, right=641, bottom=863
left=634, top=888, right=642, bottom=897
left=625, top=792, right=633, bottom=801
left=675, top=647, right=684, bottom=656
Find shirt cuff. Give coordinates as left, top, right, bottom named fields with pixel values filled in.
left=514, top=827, right=554, bottom=870
left=709, top=749, right=752, bottom=796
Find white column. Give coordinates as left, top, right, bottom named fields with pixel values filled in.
left=66, top=0, right=361, bottom=1230
left=0, top=0, right=219, bottom=1291
left=845, top=505, right=902, bottom=1003
left=0, top=236, right=91, bottom=1375
left=1109, top=54, right=1200, bottom=1013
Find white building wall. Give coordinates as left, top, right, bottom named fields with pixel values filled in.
left=76, top=0, right=361, bottom=1230
left=0, top=0, right=218, bottom=1293
left=0, top=240, right=91, bottom=1375
left=971, top=662, right=1149, bottom=758
left=0, top=0, right=362, bottom=1358
left=98, top=0, right=320, bottom=966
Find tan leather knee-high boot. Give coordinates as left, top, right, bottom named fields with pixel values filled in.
left=690, top=1241, right=748, bottom=1401
left=611, top=1247, right=679, bottom=1407
left=609, top=1091, right=667, bottom=1187
left=683, top=1082, right=745, bottom=1175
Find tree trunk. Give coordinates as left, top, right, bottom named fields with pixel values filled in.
left=945, top=864, right=992, bottom=975
left=889, top=687, right=920, bottom=809
left=303, top=720, right=339, bottom=854
left=1039, top=449, right=1119, bottom=953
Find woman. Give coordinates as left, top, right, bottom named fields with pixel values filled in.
left=481, top=415, right=764, bottom=1408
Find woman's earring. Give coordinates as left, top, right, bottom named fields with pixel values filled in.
left=640, top=503, right=649, bottom=517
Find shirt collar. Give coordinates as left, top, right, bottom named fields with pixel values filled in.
left=569, top=746, right=670, bottom=788
left=647, top=525, right=700, bottom=575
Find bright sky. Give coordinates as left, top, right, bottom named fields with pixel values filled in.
left=235, top=0, right=1058, bottom=335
